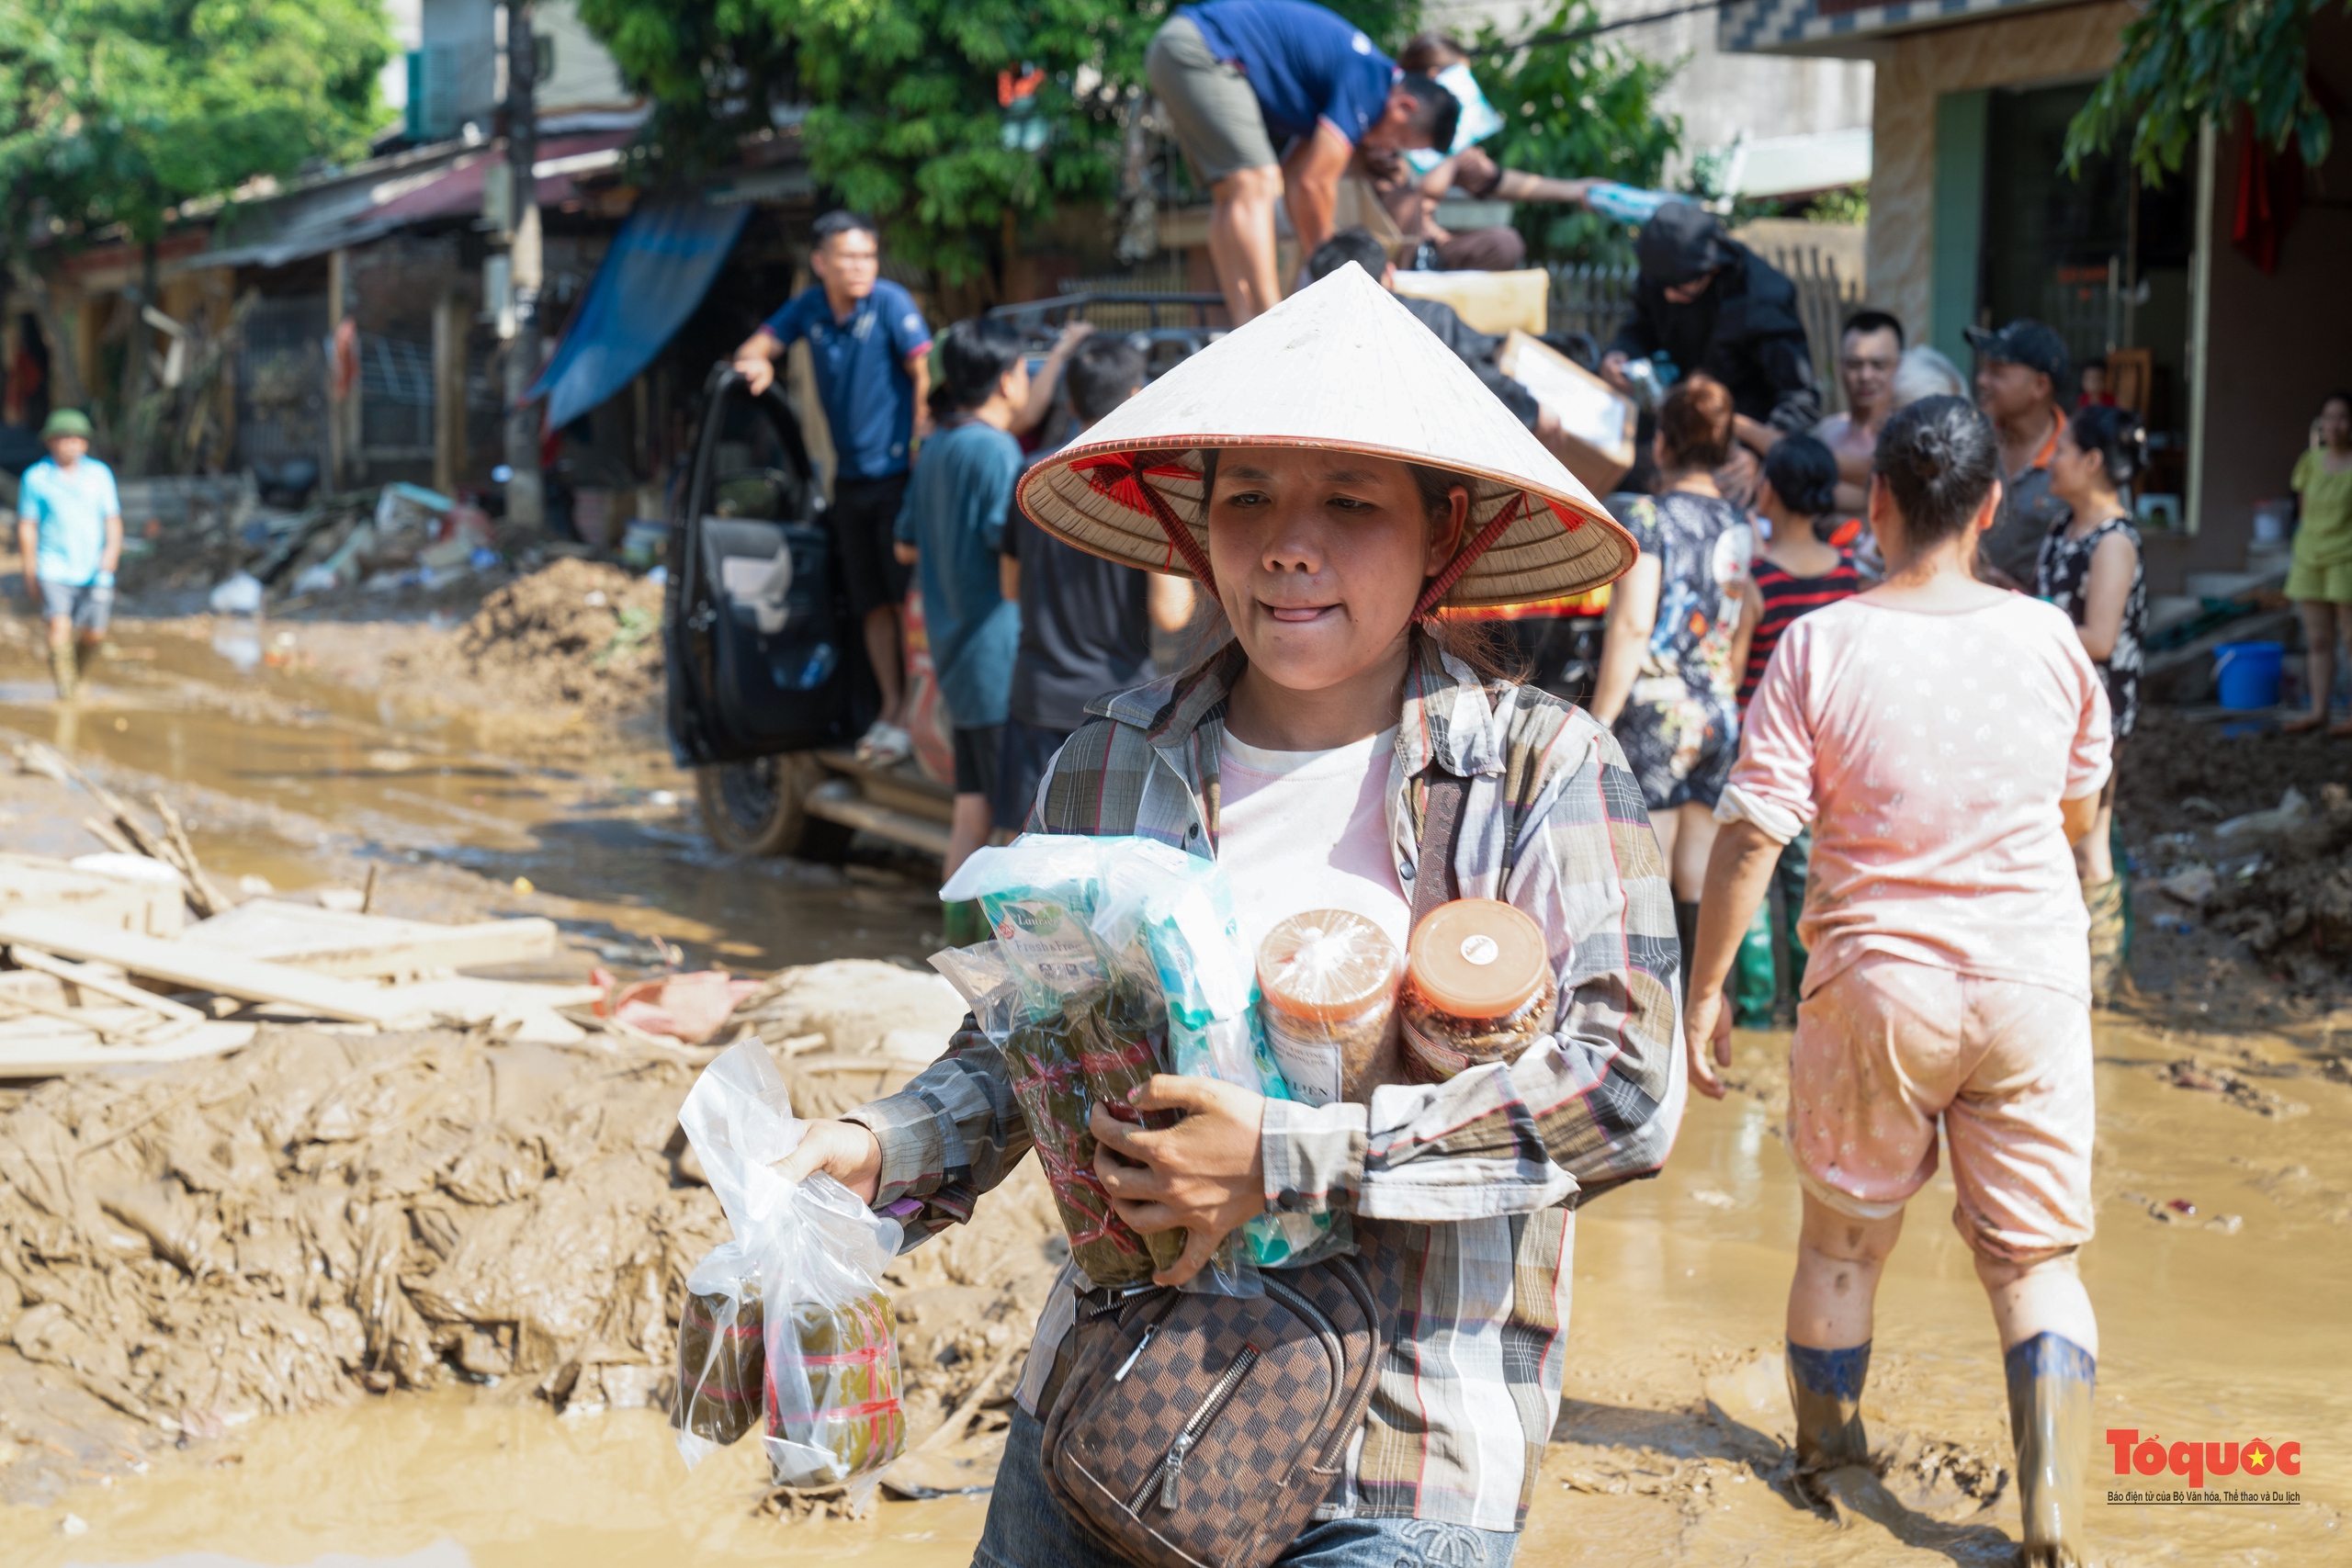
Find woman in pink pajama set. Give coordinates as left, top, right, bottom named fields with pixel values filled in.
left=1680, top=395, right=2111, bottom=1568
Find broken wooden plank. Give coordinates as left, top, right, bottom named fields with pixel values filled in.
left=82, top=816, right=137, bottom=856
left=0, top=991, right=146, bottom=1043
left=0, top=913, right=409, bottom=1024
left=0, top=1020, right=257, bottom=1077
left=0, top=853, right=184, bottom=939
left=151, top=795, right=227, bottom=919
left=180, top=901, right=559, bottom=977
left=7, top=947, right=205, bottom=1021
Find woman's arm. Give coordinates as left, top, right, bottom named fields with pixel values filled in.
left=1727, top=577, right=1762, bottom=690
left=2073, top=529, right=2137, bottom=661
left=1588, top=551, right=1660, bottom=724
left=1681, top=819, right=1781, bottom=1099
left=782, top=1018, right=1035, bottom=1248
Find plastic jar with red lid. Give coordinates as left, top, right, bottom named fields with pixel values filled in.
left=1399, top=899, right=1555, bottom=1082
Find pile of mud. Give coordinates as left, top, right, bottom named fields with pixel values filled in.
left=385, top=558, right=663, bottom=731
left=2116, top=709, right=2346, bottom=829
left=0, top=961, right=1059, bottom=1465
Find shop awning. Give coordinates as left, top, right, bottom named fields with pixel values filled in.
left=528, top=198, right=750, bottom=431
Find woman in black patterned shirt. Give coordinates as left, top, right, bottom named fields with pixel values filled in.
left=2036, top=404, right=2146, bottom=1000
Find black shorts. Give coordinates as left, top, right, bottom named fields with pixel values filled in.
left=830, top=472, right=912, bottom=619
left=952, top=723, right=1004, bottom=800
left=993, top=716, right=1073, bottom=832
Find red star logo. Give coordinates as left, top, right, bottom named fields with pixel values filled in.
left=2244, top=1442, right=2272, bottom=1473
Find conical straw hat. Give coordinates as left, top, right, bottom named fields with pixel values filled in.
left=1015, top=263, right=1637, bottom=612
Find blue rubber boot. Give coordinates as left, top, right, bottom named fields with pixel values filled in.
left=1786, top=1339, right=1871, bottom=1472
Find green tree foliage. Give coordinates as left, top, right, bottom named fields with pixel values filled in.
left=1465, top=0, right=1680, bottom=264
left=9, top=0, right=390, bottom=245
left=2066, top=0, right=2346, bottom=180
left=582, top=0, right=1165, bottom=285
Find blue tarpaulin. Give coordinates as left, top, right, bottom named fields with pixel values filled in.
left=529, top=199, right=750, bottom=431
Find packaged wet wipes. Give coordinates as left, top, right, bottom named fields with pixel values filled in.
left=672, top=1040, right=906, bottom=1489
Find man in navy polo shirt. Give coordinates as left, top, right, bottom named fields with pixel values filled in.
left=1147, top=0, right=1456, bottom=324
left=734, top=210, right=933, bottom=764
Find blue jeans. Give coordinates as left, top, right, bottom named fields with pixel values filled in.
left=973, top=1405, right=1520, bottom=1568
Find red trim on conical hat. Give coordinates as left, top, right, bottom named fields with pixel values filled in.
left=1413, top=490, right=1536, bottom=620
left=1066, top=452, right=1217, bottom=591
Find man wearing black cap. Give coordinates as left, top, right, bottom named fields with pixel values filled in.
left=1601, top=201, right=1819, bottom=497
left=1968, top=319, right=2073, bottom=588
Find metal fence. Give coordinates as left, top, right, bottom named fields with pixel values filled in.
left=358, top=333, right=435, bottom=460
left=234, top=296, right=327, bottom=470
left=1544, top=264, right=1636, bottom=354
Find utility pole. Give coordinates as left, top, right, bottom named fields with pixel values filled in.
left=501, top=0, right=546, bottom=532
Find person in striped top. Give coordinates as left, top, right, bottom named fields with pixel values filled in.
left=1724, top=435, right=1860, bottom=1016
left=1731, top=434, right=1861, bottom=710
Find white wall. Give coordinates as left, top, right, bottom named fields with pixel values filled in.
left=1419, top=0, right=1875, bottom=185
left=380, top=0, right=424, bottom=114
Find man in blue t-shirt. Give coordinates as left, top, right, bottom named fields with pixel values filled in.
left=733, top=210, right=933, bottom=765
left=889, top=317, right=1027, bottom=892
left=15, top=408, right=122, bottom=700
left=1147, top=0, right=1457, bottom=325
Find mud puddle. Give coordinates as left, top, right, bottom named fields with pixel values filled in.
left=2, top=1393, right=985, bottom=1568
left=0, top=626, right=942, bottom=969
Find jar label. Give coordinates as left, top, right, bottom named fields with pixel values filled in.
left=1458, top=933, right=1499, bottom=966
left=1401, top=1014, right=1470, bottom=1082
left=1262, top=1011, right=1342, bottom=1107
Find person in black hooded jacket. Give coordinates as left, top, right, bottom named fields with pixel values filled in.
left=1602, top=202, right=1820, bottom=500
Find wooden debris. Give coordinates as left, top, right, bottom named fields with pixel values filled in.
left=0, top=912, right=412, bottom=1025
left=0, top=852, right=185, bottom=938
left=181, top=901, right=558, bottom=978
left=0, top=1020, right=256, bottom=1077
left=81, top=816, right=137, bottom=856
left=7, top=946, right=205, bottom=1021
left=151, top=795, right=228, bottom=918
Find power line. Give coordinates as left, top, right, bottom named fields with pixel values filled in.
left=1467, top=0, right=1733, bottom=54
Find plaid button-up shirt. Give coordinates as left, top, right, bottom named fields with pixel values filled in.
left=845, top=635, right=1684, bottom=1529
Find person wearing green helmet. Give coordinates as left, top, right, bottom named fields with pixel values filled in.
left=17, top=409, right=123, bottom=699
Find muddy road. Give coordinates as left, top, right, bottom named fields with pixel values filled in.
left=1, top=610, right=2347, bottom=1567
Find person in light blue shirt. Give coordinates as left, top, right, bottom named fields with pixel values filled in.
left=891, top=317, right=1027, bottom=889
left=16, top=409, right=122, bottom=700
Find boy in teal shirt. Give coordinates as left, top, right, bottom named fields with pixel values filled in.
left=892, top=318, right=1027, bottom=893
left=16, top=409, right=122, bottom=699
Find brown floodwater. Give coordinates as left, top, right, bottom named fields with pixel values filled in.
left=0, top=626, right=944, bottom=970
left=0, top=626, right=2346, bottom=1564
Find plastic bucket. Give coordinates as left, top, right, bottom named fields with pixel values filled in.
left=2212, top=640, right=2284, bottom=710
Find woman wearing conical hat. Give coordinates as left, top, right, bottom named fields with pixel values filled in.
left=783, top=265, right=1685, bottom=1562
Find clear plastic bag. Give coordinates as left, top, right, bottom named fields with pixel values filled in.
left=937, top=835, right=1347, bottom=1282
left=672, top=1039, right=907, bottom=1488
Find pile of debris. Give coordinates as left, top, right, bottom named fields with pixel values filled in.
left=382, top=558, right=665, bottom=728
left=2198, top=784, right=2352, bottom=972
left=204, top=481, right=503, bottom=615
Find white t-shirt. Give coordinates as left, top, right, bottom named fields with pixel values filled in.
left=1216, top=726, right=1410, bottom=963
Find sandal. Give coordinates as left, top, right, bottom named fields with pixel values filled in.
left=854, top=719, right=913, bottom=767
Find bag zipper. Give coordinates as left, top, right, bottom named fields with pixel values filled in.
left=1123, top=1344, right=1262, bottom=1515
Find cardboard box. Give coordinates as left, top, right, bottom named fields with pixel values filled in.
left=1390, top=269, right=1550, bottom=336
left=1496, top=330, right=1638, bottom=497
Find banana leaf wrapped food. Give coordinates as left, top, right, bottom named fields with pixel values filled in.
left=765, top=1288, right=908, bottom=1486
left=673, top=1243, right=765, bottom=1447
left=998, top=975, right=1183, bottom=1287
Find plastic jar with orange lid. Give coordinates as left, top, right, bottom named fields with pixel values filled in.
left=1400, top=899, right=1555, bottom=1082
left=1256, top=909, right=1401, bottom=1107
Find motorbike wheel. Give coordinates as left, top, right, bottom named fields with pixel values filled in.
left=695, top=755, right=854, bottom=862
